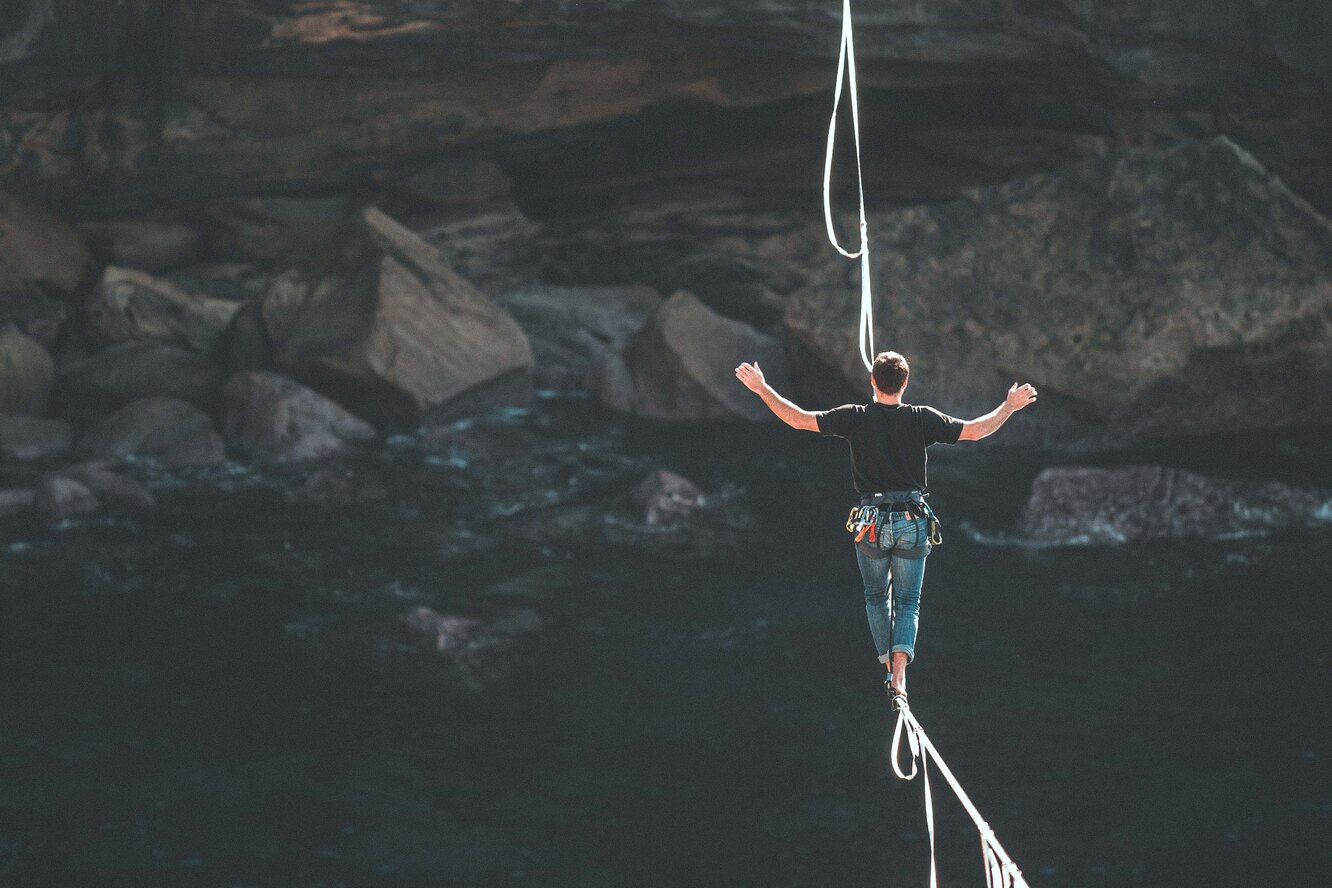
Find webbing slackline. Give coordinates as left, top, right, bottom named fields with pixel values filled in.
left=890, top=697, right=1032, bottom=888
left=824, top=4, right=1034, bottom=886
left=823, top=0, right=876, bottom=373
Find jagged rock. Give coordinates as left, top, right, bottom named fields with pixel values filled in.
left=85, top=267, right=241, bottom=354
left=78, top=396, right=225, bottom=467
left=0, top=186, right=92, bottom=299
left=495, top=284, right=662, bottom=391
left=598, top=290, right=789, bottom=421
left=0, top=325, right=54, bottom=414
left=398, top=605, right=543, bottom=688
left=35, top=475, right=99, bottom=521
left=54, top=341, right=224, bottom=417
left=787, top=138, right=1332, bottom=448
left=0, top=414, right=72, bottom=461
left=1021, top=466, right=1332, bottom=545
left=0, top=488, right=36, bottom=519
left=634, top=470, right=706, bottom=526
left=411, top=203, right=543, bottom=293
left=61, top=460, right=155, bottom=510
left=262, top=207, right=533, bottom=427
left=206, top=195, right=356, bottom=262
left=222, top=371, right=376, bottom=463
left=163, top=262, right=269, bottom=303
left=78, top=217, right=202, bottom=273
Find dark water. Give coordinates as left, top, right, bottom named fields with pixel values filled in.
left=1, top=399, right=1329, bottom=887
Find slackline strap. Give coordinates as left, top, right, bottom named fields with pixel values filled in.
left=890, top=698, right=1032, bottom=888
left=823, top=0, right=876, bottom=373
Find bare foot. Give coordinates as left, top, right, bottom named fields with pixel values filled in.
left=890, top=652, right=909, bottom=697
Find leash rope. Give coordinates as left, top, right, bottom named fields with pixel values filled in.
left=823, top=0, right=876, bottom=372
left=890, top=697, right=1032, bottom=888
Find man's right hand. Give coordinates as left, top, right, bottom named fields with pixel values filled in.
left=1006, top=382, right=1037, bottom=411
left=735, top=361, right=768, bottom=394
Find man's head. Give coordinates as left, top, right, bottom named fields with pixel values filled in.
left=871, top=351, right=909, bottom=397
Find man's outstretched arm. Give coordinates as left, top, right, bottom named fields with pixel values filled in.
left=735, top=362, right=820, bottom=432
left=958, top=383, right=1038, bottom=441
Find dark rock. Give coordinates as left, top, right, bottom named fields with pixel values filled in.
left=61, top=461, right=155, bottom=510
left=375, top=160, right=512, bottom=208
left=0, top=488, right=36, bottom=519
left=1021, top=465, right=1332, bottom=545
left=222, top=371, right=376, bottom=463
left=262, top=207, right=533, bottom=427
left=54, top=341, right=224, bottom=417
left=163, top=262, right=269, bottom=303
left=0, top=325, right=54, bottom=414
left=206, top=195, right=356, bottom=262
left=0, top=186, right=92, bottom=299
left=495, top=284, right=662, bottom=391
left=0, top=413, right=72, bottom=461
left=35, top=475, right=99, bottom=521
left=284, top=466, right=388, bottom=507
left=634, top=470, right=706, bottom=526
left=78, top=397, right=225, bottom=467
left=0, top=263, right=67, bottom=347
left=78, top=217, right=203, bottom=273
left=222, top=298, right=273, bottom=373
left=599, top=290, right=790, bottom=421
left=85, top=267, right=241, bottom=354
left=787, top=138, right=1332, bottom=448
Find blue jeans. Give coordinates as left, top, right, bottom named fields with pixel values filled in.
left=854, top=509, right=931, bottom=665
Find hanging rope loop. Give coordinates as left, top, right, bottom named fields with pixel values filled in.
left=822, top=0, right=876, bottom=372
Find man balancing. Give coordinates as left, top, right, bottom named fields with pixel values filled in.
left=735, top=351, right=1036, bottom=699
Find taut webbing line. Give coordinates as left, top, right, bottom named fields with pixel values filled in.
left=823, top=0, right=876, bottom=373
left=890, top=698, right=1032, bottom=888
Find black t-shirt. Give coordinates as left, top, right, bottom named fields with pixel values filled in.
left=815, top=403, right=964, bottom=493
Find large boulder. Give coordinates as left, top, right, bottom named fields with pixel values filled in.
left=262, top=207, right=533, bottom=427
left=787, top=138, right=1332, bottom=448
left=54, top=341, right=224, bottom=417
left=1021, top=465, right=1332, bottom=545
left=78, top=217, right=203, bottom=273
left=0, top=186, right=92, bottom=299
left=78, top=397, right=225, bottom=467
left=495, top=284, right=662, bottom=391
left=598, top=290, right=789, bottom=421
left=222, top=371, right=376, bottom=463
left=0, top=325, right=54, bottom=414
left=0, top=414, right=72, bottom=461
left=85, top=267, right=241, bottom=354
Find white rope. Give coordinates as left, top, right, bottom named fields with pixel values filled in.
left=822, top=0, right=876, bottom=372
left=890, top=697, right=1032, bottom=888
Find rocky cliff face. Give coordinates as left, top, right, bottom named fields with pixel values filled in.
left=2, top=1, right=1330, bottom=213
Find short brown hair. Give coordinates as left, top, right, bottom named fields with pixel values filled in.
left=871, top=351, right=909, bottom=394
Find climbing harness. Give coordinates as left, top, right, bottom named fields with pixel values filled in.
left=889, top=692, right=1032, bottom=888
left=846, top=492, right=942, bottom=554
left=823, top=0, right=876, bottom=373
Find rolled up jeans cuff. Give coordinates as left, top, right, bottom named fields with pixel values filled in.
left=877, top=651, right=892, bottom=664
left=890, top=645, right=914, bottom=664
